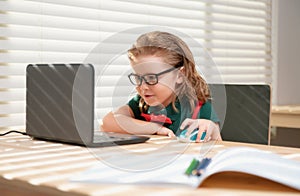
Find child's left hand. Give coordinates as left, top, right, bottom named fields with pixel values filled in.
left=156, top=127, right=176, bottom=139
left=179, top=118, right=222, bottom=142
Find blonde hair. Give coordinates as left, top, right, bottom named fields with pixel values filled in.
left=128, top=31, right=210, bottom=113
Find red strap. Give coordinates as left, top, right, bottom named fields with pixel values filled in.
left=141, top=101, right=203, bottom=124
left=191, top=101, right=203, bottom=119
left=141, top=113, right=172, bottom=124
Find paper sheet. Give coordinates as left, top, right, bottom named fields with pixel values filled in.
left=70, top=154, right=200, bottom=187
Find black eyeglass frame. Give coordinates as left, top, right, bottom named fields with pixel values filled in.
left=128, top=66, right=180, bottom=86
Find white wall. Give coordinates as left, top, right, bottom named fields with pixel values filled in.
left=276, top=0, right=300, bottom=105
left=271, top=0, right=300, bottom=148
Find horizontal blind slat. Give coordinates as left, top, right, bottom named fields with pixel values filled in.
left=206, top=33, right=269, bottom=43
left=201, top=67, right=272, bottom=75
left=0, top=77, right=25, bottom=89
left=205, top=24, right=271, bottom=35
left=0, top=89, right=25, bottom=101
left=0, top=52, right=88, bottom=63
left=205, top=75, right=272, bottom=84
left=0, top=39, right=97, bottom=53
left=206, top=15, right=270, bottom=28
left=0, top=114, right=25, bottom=127
left=0, top=65, right=26, bottom=76
left=207, top=4, right=271, bottom=19
left=206, top=0, right=269, bottom=10
left=0, top=102, right=25, bottom=115
left=0, top=26, right=206, bottom=42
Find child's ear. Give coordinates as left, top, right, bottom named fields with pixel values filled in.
left=176, top=67, right=185, bottom=84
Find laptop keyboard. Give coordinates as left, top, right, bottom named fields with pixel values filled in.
left=93, top=132, right=131, bottom=143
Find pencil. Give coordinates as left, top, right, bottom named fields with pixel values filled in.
left=184, top=158, right=199, bottom=176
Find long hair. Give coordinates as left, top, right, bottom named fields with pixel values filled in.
left=128, top=31, right=210, bottom=114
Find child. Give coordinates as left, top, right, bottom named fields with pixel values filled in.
left=102, top=31, right=222, bottom=142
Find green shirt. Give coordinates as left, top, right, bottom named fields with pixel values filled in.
left=127, top=95, right=219, bottom=135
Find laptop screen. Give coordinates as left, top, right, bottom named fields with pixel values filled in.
left=26, top=64, right=95, bottom=145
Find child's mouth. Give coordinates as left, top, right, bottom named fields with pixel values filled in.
left=144, top=95, right=154, bottom=98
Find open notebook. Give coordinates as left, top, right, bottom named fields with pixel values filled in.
left=70, top=147, right=300, bottom=190
left=26, top=63, right=149, bottom=147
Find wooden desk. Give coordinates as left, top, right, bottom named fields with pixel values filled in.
left=0, top=134, right=300, bottom=196
left=271, top=105, right=300, bottom=128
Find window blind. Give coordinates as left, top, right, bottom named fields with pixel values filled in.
left=0, top=0, right=272, bottom=132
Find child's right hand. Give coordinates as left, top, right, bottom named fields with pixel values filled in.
left=156, top=127, right=176, bottom=138
left=179, top=118, right=222, bottom=142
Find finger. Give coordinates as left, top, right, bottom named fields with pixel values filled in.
left=168, top=131, right=176, bottom=139
left=156, top=127, right=168, bottom=136
left=195, top=128, right=206, bottom=143
left=179, top=118, right=194, bottom=130
left=194, top=119, right=207, bottom=142
left=203, top=131, right=211, bottom=142
left=185, top=123, right=199, bottom=136
left=168, top=133, right=177, bottom=140
left=210, top=123, right=221, bottom=141
left=203, top=126, right=214, bottom=142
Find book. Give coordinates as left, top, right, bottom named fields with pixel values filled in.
left=70, top=147, right=300, bottom=190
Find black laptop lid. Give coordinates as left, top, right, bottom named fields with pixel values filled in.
left=26, top=64, right=94, bottom=145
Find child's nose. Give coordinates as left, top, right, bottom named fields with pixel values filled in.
left=139, top=80, right=149, bottom=89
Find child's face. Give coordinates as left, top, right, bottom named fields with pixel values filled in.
left=130, top=55, right=182, bottom=107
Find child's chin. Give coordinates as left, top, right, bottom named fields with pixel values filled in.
left=144, top=101, right=161, bottom=107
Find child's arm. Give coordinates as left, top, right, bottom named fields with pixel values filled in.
left=101, top=105, right=175, bottom=137
left=180, top=119, right=222, bottom=142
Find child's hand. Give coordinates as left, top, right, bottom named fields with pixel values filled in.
left=180, top=119, right=222, bottom=142
left=156, top=127, right=176, bottom=138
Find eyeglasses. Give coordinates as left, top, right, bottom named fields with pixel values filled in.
left=128, top=67, right=179, bottom=86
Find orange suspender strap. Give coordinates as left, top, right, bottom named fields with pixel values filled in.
left=191, top=101, right=203, bottom=119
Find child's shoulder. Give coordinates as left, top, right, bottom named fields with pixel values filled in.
left=200, top=100, right=214, bottom=112
left=128, top=94, right=141, bottom=103
left=132, top=94, right=141, bottom=101
left=202, top=100, right=212, bottom=106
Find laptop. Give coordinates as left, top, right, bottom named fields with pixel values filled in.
left=26, top=63, right=149, bottom=147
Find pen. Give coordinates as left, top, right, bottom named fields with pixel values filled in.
left=192, top=158, right=211, bottom=176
